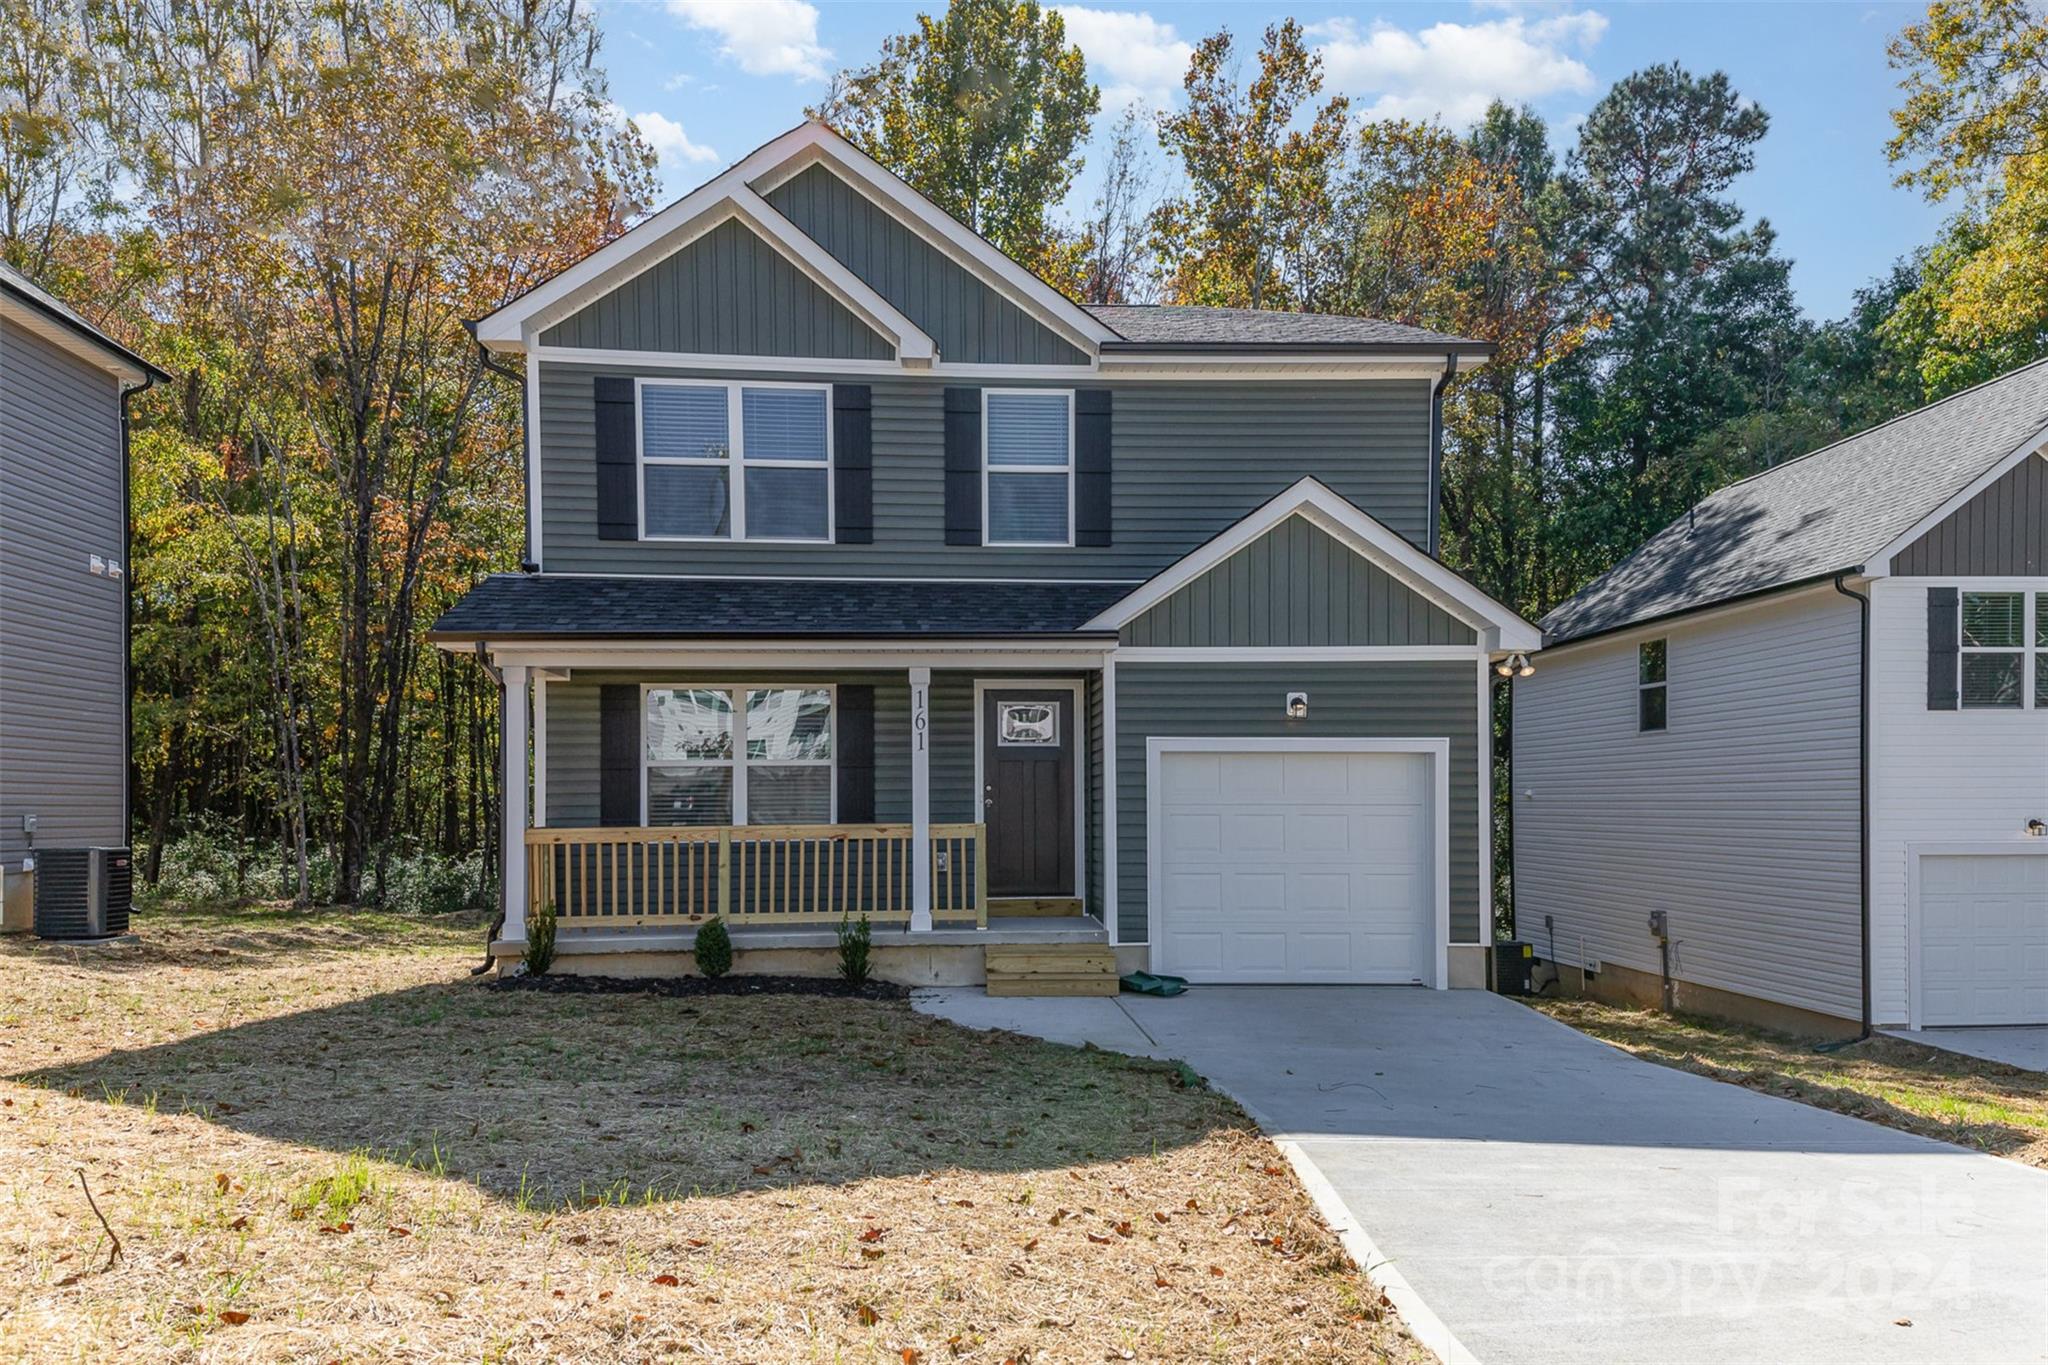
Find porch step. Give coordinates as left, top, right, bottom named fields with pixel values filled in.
left=984, top=943, right=1120, bottom=997
left=987, top=897, right=1085, bottom=919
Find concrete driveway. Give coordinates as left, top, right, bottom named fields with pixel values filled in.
left=915, top=986, right=2048, bottom=1365
left=1883, top=1025, right=2048, bottom=1072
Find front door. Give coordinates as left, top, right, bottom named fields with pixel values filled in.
left=981, top=689, right=1076, bottom=898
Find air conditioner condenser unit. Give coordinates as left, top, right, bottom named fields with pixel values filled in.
left=33, top=847, right=133, bottom=941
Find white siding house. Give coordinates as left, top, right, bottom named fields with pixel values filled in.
left=1516, top=361, right=2048, bottom=1034
left=1515, top=588, right=1864, bottom=1021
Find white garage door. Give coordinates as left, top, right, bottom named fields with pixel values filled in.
left=1153, top=747, right=1436, bottom=984
left=1919, top=853, right=2048, bottom=1025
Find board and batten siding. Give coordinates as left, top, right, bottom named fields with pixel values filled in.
left=1120, top=515, right=1475, bottom=647
left=536, top=360, right=1432, bottom=577
left=763, top=164, right=1086, bottom=367
left=539, top=217, right=894, bottom=361
left=1893, top=452, right=2048, bottom=577
left=1114, top=661, right=1481, bottom=945
left=1868, top=576, right=2048, bottom=1026
left=1512, top=588, right=1864, bottom=1021
left=0, top=317, right=128, bottom=868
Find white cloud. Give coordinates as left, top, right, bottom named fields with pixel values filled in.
left=1310, top=10, right=1608, bottom=126
left=632, top=110, right=721, bottom=169
left=1052, top=6, right=1192, bottom=113
left=666, top=0, right=831, bottom=82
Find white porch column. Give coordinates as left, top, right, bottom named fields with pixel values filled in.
left=500, top=663, right=530, bottom=944
left=909, top=666, right=932, bottom=931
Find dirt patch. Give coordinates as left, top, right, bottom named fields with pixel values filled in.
left=1533, top=997, right=2048, bottom=1168
left=496, top=970, right=911, bottom=1000
left=1, top=904, right=1431, bottom=1361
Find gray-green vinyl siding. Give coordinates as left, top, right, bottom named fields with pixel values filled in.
left=0, top=317, right=128, bottom=869
left=1120, top=516, right=1476, bottom=647
left=539, top=217, right=894, bottom=360
left=1113, top=662, right=1481, bottom=944
left=537, top=360, right=1431, bottom=576
left=764, top=165, right=1086, bottom=366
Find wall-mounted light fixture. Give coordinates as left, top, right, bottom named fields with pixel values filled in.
left=1494, top=652, right=1536, bottom=678
left=1285, top=691, right=1309, bottom=719
left=2028, top=818, right=2046, bottom=838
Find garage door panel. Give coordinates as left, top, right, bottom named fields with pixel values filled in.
left=1155, top=747, right=1436, bottom=985
left=1918, top=853, right=2048, bottom=1026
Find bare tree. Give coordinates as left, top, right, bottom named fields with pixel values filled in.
left=1078, top=104, right=1157, bottom=304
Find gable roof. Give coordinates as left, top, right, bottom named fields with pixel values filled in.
left=1084, top=476, right=1541, bottom=653
left=0, top=263, right=168, bottom=387
left=474, top=120, right=1490, bottom=370
left=1542, top=358, right=2048, bottom=645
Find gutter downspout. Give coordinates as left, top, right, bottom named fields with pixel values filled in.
left=120, top=369, right=160, bottom=857
left=472, top=333, right=534, bottom=573
left=1832, top=573, right=1873, bottom=1042
left=1428, top=353, right=1457, bottom=556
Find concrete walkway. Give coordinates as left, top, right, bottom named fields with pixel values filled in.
left=915, top=986, right=2048, bottom=1365
left=1883, top=1024, right=2048, bottom=1072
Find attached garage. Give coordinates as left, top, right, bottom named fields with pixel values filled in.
left=1914, top=850, right=2048, bottom=1026
left=1146, top=739, right=1450, bottom=986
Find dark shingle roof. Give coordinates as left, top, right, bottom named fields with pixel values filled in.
left=428, top=574, right=1130, bottom=641
left=1543, top=358, right=2048, bottom=644
left=1087, top=304, right=1484, bottom=353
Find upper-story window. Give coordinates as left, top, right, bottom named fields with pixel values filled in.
left=1958, top=590, right=2046, bottom=709
left=983, top=389, right=1073, bottom=546
left=1638, top=638, right=1668, bottom=732
left=639, top=379, right=831, bottom=542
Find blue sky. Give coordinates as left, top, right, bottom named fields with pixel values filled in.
left=596, top=1, right=1949, bottom=321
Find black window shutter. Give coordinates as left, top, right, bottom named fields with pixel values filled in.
left=1075, top=388, right=1112, bottom=546
left=836, top=685, right=876, bottom=823
left=944, top=386, right=982, bottom=545
left=1927, top=586, right=1960, bottom=710
left=833, top=384, right=873, bottom=544
left=593, top=376, right=638, bottom=541
left=600, top=684, right=641, bottom=824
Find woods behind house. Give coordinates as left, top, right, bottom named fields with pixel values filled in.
left=2, top=0, right=2041, bottom=909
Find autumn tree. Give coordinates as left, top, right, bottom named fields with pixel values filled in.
left=816, top=0, right=1097, bottom=279
left=1883, top=0, right=2048, bottom=392
left=1075, top=104, right=1156, bottom=304
left=1150, top=21, right=1349, bottom=309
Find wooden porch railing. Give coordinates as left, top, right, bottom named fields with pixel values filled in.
left=525, top=823, right=986, bottom=930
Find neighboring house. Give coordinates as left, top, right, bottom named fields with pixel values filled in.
left=0, top=265, right=167, bottom=927
left=1515, top=359, right=2048, bottom=1035
left=430, top=119, right=1540, bottom=989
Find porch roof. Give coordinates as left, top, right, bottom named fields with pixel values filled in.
left=428, top=573, right=1130, bottom=643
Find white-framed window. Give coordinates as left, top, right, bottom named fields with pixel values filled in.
left=642, top=684, right=835, bottom=825
left=1957, top=589, right=2047, bottom=710
left=983, top=388, right=1073, bottom=546
left=1638, top=638, right=1667, bottom=732
left=638, top=379, right=832, bottom=542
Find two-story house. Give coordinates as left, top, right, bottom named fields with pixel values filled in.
left=431, top=120, right=1539, bottom=991
left=1, top=264, right=166, bottom=933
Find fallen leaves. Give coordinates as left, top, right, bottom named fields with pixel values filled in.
left=217, top=1310, right=250, bottom=1326
left=650, top=1274, right=680, bottom=1287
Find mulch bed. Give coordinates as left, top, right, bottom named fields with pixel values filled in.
left=493, top=971, right=910, bottom=1000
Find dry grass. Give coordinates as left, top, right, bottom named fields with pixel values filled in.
left=1533, top=998, right=2048, bottom=1167
left=0, top=906, right=1429, bottom=1362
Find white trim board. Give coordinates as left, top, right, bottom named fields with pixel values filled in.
left=1143, top=736, right=1454, bottom=989
left=971, top=679, right=1087, bottom=904
left=527, top=344, right=1478, bottom=383
left=1113, top=646, right=1485, bottom=663
left=1083, top=477, right=1542, bottom=654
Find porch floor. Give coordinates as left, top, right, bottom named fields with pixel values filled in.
left=525, top=915, right=1109, bottom=957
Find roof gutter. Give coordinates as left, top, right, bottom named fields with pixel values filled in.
left=1096, top=339, right=1497, bottom=357
left=1539, top=568, right=1867, bottom=654
left=469, top=322, right=535, bottom=572
left=1831, top=573, right=1874, bottom=1044
left=1428, top=352, right=1457, bottom=556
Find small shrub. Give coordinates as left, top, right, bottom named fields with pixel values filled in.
left=836, top=913, right=872, bottom=987
left=379, top=849, right=484, bottom=915
left=523, top=905, right=557, bottom=976
left=694, top=916, right=733, bottom=978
